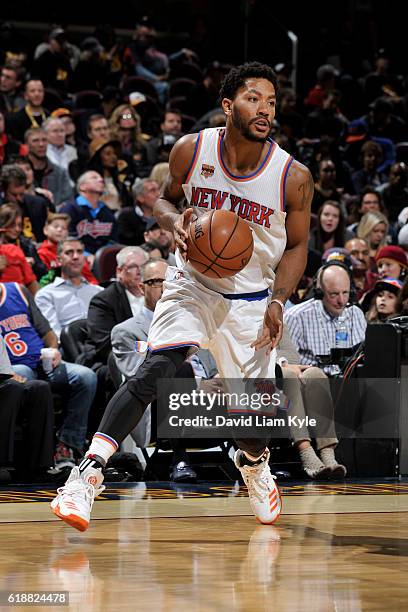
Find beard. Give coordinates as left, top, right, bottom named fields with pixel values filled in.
left=231, top=108, right=270, bottom=142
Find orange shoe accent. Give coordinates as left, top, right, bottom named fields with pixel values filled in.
left=257, top=486, right=283, bottom=525
left=51, top=504, right=89, bottom=532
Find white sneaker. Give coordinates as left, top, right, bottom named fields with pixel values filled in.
left=234, top=449, right=282, bottom=524
left=50, top=466, right=105, bottom=532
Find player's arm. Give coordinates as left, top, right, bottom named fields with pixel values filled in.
left=252, top=161, right=313, bottom=351
left=153, top=133, right=198, bottom=255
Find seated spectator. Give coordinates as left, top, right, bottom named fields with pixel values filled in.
left=0, top=281, right=97, bottom=470
left=309, top=201, right=353, bottom=254
left=10, top=154, right=55, bottom=209
left=375, top=245, right=408, bottom=280
left=362, top=278, right=403, bottom=322
left=69, top=113, right=112, bottom=183
left=305, top=89, right=348, bottom=142
left=0, top=227, right=39, bottom=295
left=81, top=246, right=148, bottom=367
left=60, top=171, right=117, bottom=255
left=111, top=258, right=210, bottom=482
left=6, top=79, right=49, bottom=144
left=311, top=159, right=346, bottom=214
left=25, top=127, right=73, bottom=206
left=146, top=110, right=183, bottom=169
left=377, top=162, right=408, bottom=223
left=31, top=28, right=73, bottom=95
left=43, top=117, right=77, bottom=182
left=108, top=104, right=149, bottom=178
left=0, top=335, right=54, bottom=482
left=140, top=240, right=165, bottom=260
left=0, top=163, right=50, bottom=241
left=0, top=202, right=47, bottom=280
left=276, top=87, right=304, bottom=142
left=356, top=97, right=407, bottom=144
left=351, top=140, right=388, bottom=194
left=278, top=327, right=346, bottom=479
left=347, top=187, right=385, bottom=234
left=0, top=110, right=25, bottom=165
left=117, top=178, right=160, bottom=245
left=0, top=63, right=25, bottom=115
left=304, top=64, right=338, bottom=109
left=345, top=237, right=378, bottom=300
left=396, top=277, right=408, bottom=315
left=87, top=138, right=132, bottom=211
left=356, top=211, right=389, bottom=267
left=143, top=218, right=176, bottom=265
left=51, top=108, right=78, bottom=148
left=37, top=212, right=98, bottom=285
left=149, top=162, right=169, bottom=189
left=35, top=237, right=102, bottom=339
left=284, top=262, right=367, bottom=375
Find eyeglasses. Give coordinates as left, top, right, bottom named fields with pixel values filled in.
left=143, top=278, right=165, bottom=287
left=120, top=113, right=134, bottom=120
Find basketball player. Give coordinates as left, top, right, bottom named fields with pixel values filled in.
left=51, top=62, right=313, bottom=531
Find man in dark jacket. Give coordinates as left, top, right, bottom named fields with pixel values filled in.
left=82, top=246, right=148, bottom=366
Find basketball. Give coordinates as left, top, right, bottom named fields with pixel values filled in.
left=187, top=209, right=254, bottom=278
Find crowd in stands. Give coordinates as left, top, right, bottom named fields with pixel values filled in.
left=1, top=16, right=408, bottom=483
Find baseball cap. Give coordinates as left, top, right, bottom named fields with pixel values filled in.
left=322, top=247, right=354, bottom=274
left=345, top=122, right=367, bottom=144
left=129, top=91, right=147, bottom=107
left=49, top=28, right=65, bottom=40
left=51, top=107, right=72, bottom=119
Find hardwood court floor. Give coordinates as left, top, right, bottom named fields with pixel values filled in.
left=0, top=481, right=408, bottom=611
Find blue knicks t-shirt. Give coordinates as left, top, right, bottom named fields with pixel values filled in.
left=0, top=283, right=44, bottom=369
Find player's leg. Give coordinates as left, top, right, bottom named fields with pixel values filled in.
left=211, top=296, right=282, bottom=524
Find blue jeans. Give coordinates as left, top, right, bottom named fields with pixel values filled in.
left=13, top=362, right=97, bottom=452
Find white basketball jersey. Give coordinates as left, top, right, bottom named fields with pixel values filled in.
left=180, top=127, right=293, bottom=294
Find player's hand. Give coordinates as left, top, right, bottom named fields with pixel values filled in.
left=173, top=208, right=194, bottom=260
left=282, top=363, right=311, bottom=378
left=251, top=302, right=283, bottom=354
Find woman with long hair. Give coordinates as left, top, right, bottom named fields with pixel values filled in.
left=108, top=103, right=149, bottom=178
left=309, top=200, right=353, bottom=254
left=357, top=210, right=389, bottom=268
left=347, top=187, right=386, bottom=232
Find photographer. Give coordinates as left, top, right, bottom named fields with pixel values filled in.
left=284, top=261, right=367, bottom=375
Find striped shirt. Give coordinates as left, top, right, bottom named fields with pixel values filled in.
left=284, top=299, right=367, bottom=372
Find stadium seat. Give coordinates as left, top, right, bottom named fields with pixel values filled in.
left=73, top=90, right=103, bottom=111
left=93, top=244, right=125, bottom=283
left=121, top=76, right=158, bottom=100
left=168, top=78, right=196, bottom=98
left=60, top=319, right=88, bottom=363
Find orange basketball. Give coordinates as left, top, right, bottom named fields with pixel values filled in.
left=187, top=209, right=254, bottom=278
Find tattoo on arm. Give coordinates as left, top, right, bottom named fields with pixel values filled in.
left=297, top=172, right=314, bottom=211
left=273, top=288, right=287, bottom=298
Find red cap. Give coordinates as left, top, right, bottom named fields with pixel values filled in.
left=375, top=245, right=408, bottom=268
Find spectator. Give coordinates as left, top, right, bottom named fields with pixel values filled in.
left=185, top=62, right=229, bottom=120
left=347, top=187, right=385, bottom=234
left=117, top=178, right=160, bottom=245
left=143, top=217, right=176, bottom=265
left=377, top=162, right=408, bottom=223
left=6, top=80, right=49, bottom=143
left=0, top=281, right=97, bottom=470
left=0, top=110, right=24, bottom=165
left=278, top=327, right=346, bottom=479
left=35, top=237, right=102, bottom=338
left=396, top=277, right=408, bottom=315
left=149, top=162, right=169, bottom=189
left=357, top=211, right=389, bottom=265
left=71, top=36, right=106, bottom=93
left=0, top=222, right=39, bottom=295
left=309, top=201, right=353, bottom=254
left=305, top=89, right=348, bottom=141
left=345, top=237, right=378, bottom=300
left=82, top=246, right=148, bottom=366
left=87, top=138, right=132, bottom=210
left=60, top=171, right=117, bottom=255
left=146, top=109, right=183, bottom=169
left=351, top=140, right=388, bottom=194
left=284, top=263, right=367, bottom=374
left=363, top=48, right=404, bottom=104
left=51, top=107, right=78, bottom=148
left=311, top=159, right=346, bottom=214
left=69, top=114, right=111, bottom=182
left=363, top=278, right=403, bottom=322
left=25, top=127, right=73, bottom=206
left=31, top=28, right=73, bottom=94
left=0, top=63, right=25, bottom=114
left=37, top=212, right=98, bottom=285
left=43, top=117, right=77, bottom=181
left=10, top=154, right=55, bottom=209
left=304, top=64, right=338, bottom=108
left=375, top=245, right=408, bottom=280
left=0, top=335, right=54, bottom=483
left=0, top=163, right=50, bottom=241
left=277, top=87, right=304, bottom=142
left=359, top=97, right=407, bottom=144
left=0, top=202, right=47, bottom=280
left=108, top=104, right=148, bottom=178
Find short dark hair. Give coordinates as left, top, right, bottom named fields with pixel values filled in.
left=57, top=237, right=84, bottom=256
left=0, top=164, right=27, bottom=189
left=219, top=62, right=278, bottom=101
